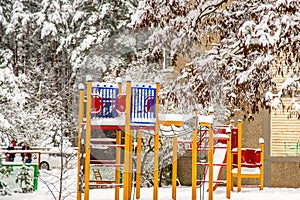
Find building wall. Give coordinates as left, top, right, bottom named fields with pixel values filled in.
left=270, top=161, right=300, bottom=187
left=263, top=110, right=300, bottom=188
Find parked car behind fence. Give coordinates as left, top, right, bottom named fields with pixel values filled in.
left=1, top=146, right=77, bottom=170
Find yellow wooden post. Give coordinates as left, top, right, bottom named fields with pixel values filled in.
left=230, top=119, right=235, bottom=126
left=115, top=78, right=122, bottom=200
left=226, top=127, right=232, bottom=199
left=259, top=138, right=264, bottom=190
left=192, top=110, right=198, bottom=200
left=208, top=122, right=214, bottom=200
left=136, top=130, right=142, bottom=199
left=207, top=107, right=214, bottom=200
left=123, top=76, right=131, bottom=200
left=128, top=130, right=133, bottom=198
left=127, top=86, right=134, bottom=198
left=77, top=84, right=84, bottom=200
left=237, top=119, right=242, bottom=192
left=153, top=79, right=160, bottom=200
left=172, top=136, right=178, bottom=200
left=115, top=130, right=121, bottom=200
left=230, top=119, right=234, bottom=191
left=84, top=75, right=92, bottom=200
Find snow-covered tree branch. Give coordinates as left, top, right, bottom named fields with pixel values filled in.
left=131, top=0, right=300, bottom=120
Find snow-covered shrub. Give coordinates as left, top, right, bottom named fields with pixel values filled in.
left=15, top=165, right=33, bottom=193
left=0, top=154, right=12, bottom=196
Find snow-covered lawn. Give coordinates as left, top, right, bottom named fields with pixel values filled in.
left=2, top=167, right=300, bottom=200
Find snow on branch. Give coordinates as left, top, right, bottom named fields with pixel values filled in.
left=130, top=0, right=300, bottom=118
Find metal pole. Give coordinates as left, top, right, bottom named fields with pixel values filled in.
left=33, top=164, right=38, bottom=190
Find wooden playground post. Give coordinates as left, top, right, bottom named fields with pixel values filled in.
left=208, top=122, right=214, bottom=200
left=172, top=136, right=178, bottom=200
left=136, top=130, right=142, bottom=199
left=123, top=76, right=132, bottom=200
left=128, top=130, right=133, bottom=198
left=208, top=107, right=214, bottom=200
left=230, top=120, right=235, bottom=126
left=115, top=78, right=122, bottom=200
left=237, top=119, right=242, bottom=192
left=77, top=84, right=84, bottom=200
left=115, top=130, right=121, bottom=200
left=192, top=110, right=198, bottom=200
left=84, top=75, right=92, bottom=200
left=226, top=127, right=232, bottom=199
left=153, top=79, right=160, bottom=200
left=230, top=120, right=234, bottom=191
left=259, top=138, right=265, bottom=190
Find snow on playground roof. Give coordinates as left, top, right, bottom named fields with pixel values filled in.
left=211, top=134, right=229, bottom=140
left=91, top=81, right=157, bottom=92
left=91, top=116, right=156, bottom=127
left=152, top=114, right=214, bottom=137
left=131, top=82, right=156, bottom=88
left=92, top=82, right=118, bottom=88
left=198, top=114, right=214, bottom=124
left=232, top=167, right=260, bottom=175
left=90, top=114, right=215, bottom=136
left=159, top=124, right=194, bottom=137
left=158, top=113, right=214, bottom=124
left=158, top=113, right=194, bottom=122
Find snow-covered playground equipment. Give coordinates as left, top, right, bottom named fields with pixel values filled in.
left=77, top=75, right=162, bottom=200
left=231, top=121, right=265, bottom=192
left=187, top=119, right=264, bottom=200
left=76, top=76, right=264, bottom=200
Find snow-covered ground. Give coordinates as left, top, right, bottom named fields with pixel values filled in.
left=2, top=167, right=300, bottom=200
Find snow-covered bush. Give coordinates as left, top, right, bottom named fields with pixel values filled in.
left=15, top=165, right=33, bottom=193
left=0, top=154, right=12, bottom=196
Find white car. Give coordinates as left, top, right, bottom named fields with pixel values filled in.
left=33, top=147, right=77, bottom=170
left=3, top=147, right=77, bottom=170
left=1, top=146, right=77, bottom=170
